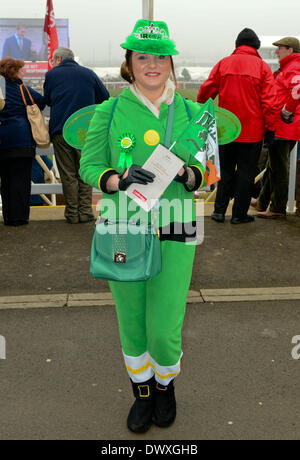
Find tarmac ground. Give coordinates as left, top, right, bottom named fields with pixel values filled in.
left=0, top=206, right=300, bottom=440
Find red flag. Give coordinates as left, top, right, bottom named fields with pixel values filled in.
left=44, top=0, right=58, bottom=70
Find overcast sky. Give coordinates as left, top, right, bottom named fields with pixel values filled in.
left=2, top=0, right=300, bottom=64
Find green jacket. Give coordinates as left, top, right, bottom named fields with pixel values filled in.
left=79, top=88, right=204, bottom=241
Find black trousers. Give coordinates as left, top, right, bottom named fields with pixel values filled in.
left=258, top=140, right=296, bottom=213
left=0, top=157, right=33, bottom=224
left=214, top=141, right=263, bottom=218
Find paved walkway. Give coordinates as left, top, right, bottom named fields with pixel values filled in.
left=0, top=299, right=299, bottom=440
left=0, top=211, right=299, bottom=440
left=1, top=209, right=300, bottom=298
left=2, top=286, right=300, bottom=309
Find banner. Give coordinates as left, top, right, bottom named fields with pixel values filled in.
left=23, top=61, right=48, bottom=78
left=44, top=0, right=58, bottom=70
left=175, top=98, right=220, bottom=187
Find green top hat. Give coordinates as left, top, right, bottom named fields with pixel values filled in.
left=121, top=19, right=179, bottom=56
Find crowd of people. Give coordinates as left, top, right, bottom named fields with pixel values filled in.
left=0, top=47, right=108, bottom=226
left=0, top=29, right=299, bottom=227
left=198, top=28, right=300, bottom=223
left=0, top=29, right=299, bottom=226
left=0, top=20, right=300, bottom=433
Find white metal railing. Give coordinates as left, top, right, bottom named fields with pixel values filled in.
left=31, top=154, right=60, bottom=206
left=287, top=142, right=298, bottom=213
left=34, top=154, right=59, bottom=205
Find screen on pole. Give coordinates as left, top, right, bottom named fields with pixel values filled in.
left=0, top=18, right=69, bottom=62
left=0, top=18, right=69, bottom=86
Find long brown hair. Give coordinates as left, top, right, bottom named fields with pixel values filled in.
left=120, top=50, right=177, bottom=86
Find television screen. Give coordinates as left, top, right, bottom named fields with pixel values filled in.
left=0, top=18, right=69, bottom=62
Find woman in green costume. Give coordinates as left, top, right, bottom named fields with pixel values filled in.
left=79, top=19, right=206, bottom=433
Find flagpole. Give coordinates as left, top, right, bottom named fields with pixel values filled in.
left=44, top=0, right=58, bottom=70
left=142, top=0, right=154, bottom=19
left=169, top=141, right=176, bottom=151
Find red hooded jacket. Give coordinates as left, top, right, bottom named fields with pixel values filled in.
left=273, top=53, right=300, bottom=140
left=197, top=46, right=278, bottom=143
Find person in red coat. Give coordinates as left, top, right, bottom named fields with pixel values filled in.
left=197, top=28, right=278, bottom=224
left=252, top=37, right=300, bottom=218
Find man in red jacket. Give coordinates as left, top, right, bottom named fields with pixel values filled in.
left=197, top=28, right=277, bottom=224
left=252, top=37, right=300, bottom=218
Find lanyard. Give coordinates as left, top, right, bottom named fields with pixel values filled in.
left=163, top=99, right=175, bottom=149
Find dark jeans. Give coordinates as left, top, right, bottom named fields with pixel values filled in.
left=215, top=141, right=262, bottom=219
left=258, top=140, right=296, bottom=214
left=0, top=157, right=32, bottom=224
left=52, top=133, right=93, bottom=223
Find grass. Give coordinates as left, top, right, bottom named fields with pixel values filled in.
left=177, top=88, right=198, bottom=101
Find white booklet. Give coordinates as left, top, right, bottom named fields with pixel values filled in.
left=125, top=144, right=184, bottom=212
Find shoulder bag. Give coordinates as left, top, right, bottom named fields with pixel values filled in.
left=20, top=84, right=50, bottom=148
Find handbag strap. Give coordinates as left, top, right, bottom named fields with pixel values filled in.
left=182, top=96, right=192, bottom=121
left=19, top=84, right=35, bottom=106
left=163, top=100, right=175, bottom=148
left=108, top=96, right=176, bottom=143
left=108, top=97, right=119, bottom=132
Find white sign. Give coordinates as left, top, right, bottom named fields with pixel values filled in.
left=125, top=144, right=184, bottom=212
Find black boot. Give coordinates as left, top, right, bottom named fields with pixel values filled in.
left=211, top=212, right=225, bottom=223
left=127, top=377, right=155, bottom=433
left=152, top=380, right=176, bottom=427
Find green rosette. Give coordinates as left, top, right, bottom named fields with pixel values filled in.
left=117, top=133, right=136, bottom=169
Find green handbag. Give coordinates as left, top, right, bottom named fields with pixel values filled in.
left=90, top=218, right=161, bottom=281
left=90, top=100, right=175, bottom=282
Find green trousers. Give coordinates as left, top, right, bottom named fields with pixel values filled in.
left=52, top=133, right=94, bottom=223
left=109, top=240, right=196, bottom=385
left=258, top=140, right=296, bottom=213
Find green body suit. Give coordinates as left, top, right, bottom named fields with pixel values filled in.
left=80, top=88, right=204, bottom=385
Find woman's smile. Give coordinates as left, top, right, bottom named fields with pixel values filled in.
left=145, top=72, right=161, bottom=77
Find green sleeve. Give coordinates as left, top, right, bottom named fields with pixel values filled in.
left=79, top=98, right=117, bottom=191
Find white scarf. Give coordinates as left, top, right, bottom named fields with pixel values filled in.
left=130, top=79, right=175, bottom=118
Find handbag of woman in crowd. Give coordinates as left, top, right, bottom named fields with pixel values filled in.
left=0, top=57, right=46, bottom=226
left=79, top=19, right=209, bottom=433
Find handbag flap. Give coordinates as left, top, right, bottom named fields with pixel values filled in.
left=94, top=221, right=151, bottom=262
